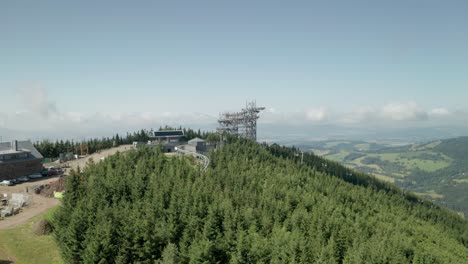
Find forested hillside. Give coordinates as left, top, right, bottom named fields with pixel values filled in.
left=53, top=139, right=468, bottom=263
left=313, top=137, right=468, bottom=216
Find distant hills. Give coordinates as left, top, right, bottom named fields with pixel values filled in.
left=258, top=123, right=468, bottom=143
left=301, top=137, right=468, bottom=217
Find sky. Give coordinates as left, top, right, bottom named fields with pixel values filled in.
left=1, top=0, right=468, bottom=141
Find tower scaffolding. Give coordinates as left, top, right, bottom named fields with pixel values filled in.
left=217, top=101, right=265, bottom=141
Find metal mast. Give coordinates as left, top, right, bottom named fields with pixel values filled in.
left=217, top=101, right=265, bottom=141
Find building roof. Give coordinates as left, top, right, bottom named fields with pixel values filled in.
left=0, top=141, right=43, bottom=159
left=188, top=137, right=206, bottom=144
left=151, top=130, right=184, bottom=138
left=0, top=149, right=30, bottom=155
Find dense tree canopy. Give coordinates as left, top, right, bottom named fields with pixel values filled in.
left=34, top=130, right=149, bottom=158
left=53, top=139, right=468, bottom=263
left=35, top=127, right=219, bottom=159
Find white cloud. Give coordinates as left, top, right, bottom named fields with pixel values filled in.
left=340, top=106, right=377, bottom=124
left=244, top=103, right=462, bottom=128
left=62, top=112, right=84, bottom=123
left=381, top=102, right=428, bottom=121
left=1, top=83, right=218, bottom=138
left=266, top=107, right=276, bottom=113
left=335, top=103, right=462, bottom=126
left=429, top=107, right=451, bottom=117
left=305, top=107, right=328, bottom=122
left=18, top=83, right=57, bottom=118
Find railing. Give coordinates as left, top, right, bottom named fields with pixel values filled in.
left=175, top=145, right=210, bottom=172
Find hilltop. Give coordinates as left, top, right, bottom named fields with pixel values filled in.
left=306, top=137, right=468, bottom=216
left=52, top=138, right=468, bottom=263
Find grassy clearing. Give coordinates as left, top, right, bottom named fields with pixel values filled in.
left=0, top=207, right=62, bottom=264
left=325, top=151, right=350, bottom=162
left=0, top=246, right=15, bottom=263
left=399, top=151, right=426, bottom=159
left=417, top=141, right=442, bottom=150
left=329, top=149, right=452, bottom=182
left=369, top=153, right=400, bottom=162
left=352, top=157, right=382, bottom=170
left=354, top=143, right=370, bottom=150
left=367, top=152, right=451, bottom=172
left=387, top=171, right=407, bottom=178
left=404, top=159, right=451, bottom=172
left=454, top=179, right=468, bottom=184
left=310, top=149, right=330, bottom=156
left=414, top=190, right=444, bottom=199
left=372, top=173, right=395, bottom=183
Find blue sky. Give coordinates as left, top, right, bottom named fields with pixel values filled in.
left=1, top=1, right=467, bottom=139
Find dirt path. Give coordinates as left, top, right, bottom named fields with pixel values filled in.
left=0, top=145, right=132, bottom=231
left=54, top=144, right=132, bottom=172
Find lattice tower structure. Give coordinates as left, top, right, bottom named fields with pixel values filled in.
left=217, top=101, right=265, bottom=141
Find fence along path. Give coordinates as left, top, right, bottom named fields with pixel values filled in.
left=175, top=145, right=210, bottom=172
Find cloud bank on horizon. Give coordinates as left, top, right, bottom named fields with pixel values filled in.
left=0, top=85, right=466, bottom=141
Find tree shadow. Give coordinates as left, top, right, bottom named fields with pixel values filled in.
left=0, top=260, right=14, bottom=264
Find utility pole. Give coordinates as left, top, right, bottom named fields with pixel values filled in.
left=295, top=151, right=304, bottom=165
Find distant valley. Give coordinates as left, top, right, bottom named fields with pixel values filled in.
left=292, top=137, right=468, bottom=217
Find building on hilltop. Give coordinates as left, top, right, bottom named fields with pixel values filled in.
left=133, top=130, right=185, bottom=153
left=149, top=130, right=184, bottom=143
left=186, top=137, right=207, bottom=153
left=0, top=140, right=44, bottom=181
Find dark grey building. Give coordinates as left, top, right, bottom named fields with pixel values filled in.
left=149, top=130, right=184, bottom=143
left=186, top=137, right=207, bottom=152
left=0, top=140, right=43, bottom=181
left=146, top=130, right=185, bottom=152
